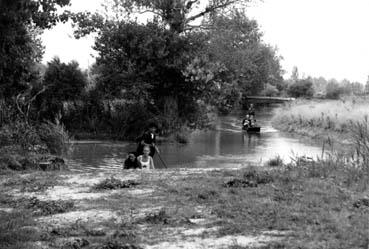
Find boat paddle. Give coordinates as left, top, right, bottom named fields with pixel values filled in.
left=155, top=146, right=168, bottom=169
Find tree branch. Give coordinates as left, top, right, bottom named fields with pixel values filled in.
left=186, top=0, right=239, bottom=23
left=137, top=9, right=163, bottom=16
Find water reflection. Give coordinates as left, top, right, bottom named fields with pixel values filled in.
left=67, top=106, right=324, bottom=172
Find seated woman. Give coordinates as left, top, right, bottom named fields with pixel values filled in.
left=137, top=145, right=155, bottom=170
left=123, top=152, right=139, bottom=169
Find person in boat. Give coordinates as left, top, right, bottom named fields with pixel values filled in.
left=137, top=145, right=155, bottom=169
left=243, top=114, right=251, bottom=128
left=247, top=104, right=255, bottom=116
left=249, top=115, right=257, bottom=127
left=136, top=123, right=158, bottom=157
left=123, top=152, right=139, bottom=169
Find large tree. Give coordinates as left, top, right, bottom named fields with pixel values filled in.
left=205, top=10, right=284, bottom=106
left=111, top=0, right=251, bottom=32
left=72, top=0, right=253, bottom=116
left=0, top=0, right=70, bottom=99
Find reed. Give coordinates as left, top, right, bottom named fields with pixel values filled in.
left=274, top=97, right=369, bottom=129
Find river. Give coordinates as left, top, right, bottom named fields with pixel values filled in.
left=67, top=105, right=324, bottom=172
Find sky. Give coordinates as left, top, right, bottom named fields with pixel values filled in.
left=41, top=0, right=369, bottom=83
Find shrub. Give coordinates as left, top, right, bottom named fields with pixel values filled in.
left=261, top=83, right=279, bottom=97
left=266, top=155, right=284, bottom=167
left=326, top=81, right=343, bottom=99
left=287, top=79, right=314, bottom=98
left=38, top=121, right=70, bottom=155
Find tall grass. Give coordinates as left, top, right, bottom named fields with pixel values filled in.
left=273, top=97, right=369, bottom=134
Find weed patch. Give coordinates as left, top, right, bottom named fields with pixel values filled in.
left=50, top=222, right=106, bottom=237
left=353, top=197, right=369, bottom=209
left=94, top=178, right=140, bottom=190
left=26, top=197, right=74, bottom=215
left=4, top=175, right=57, bottom=192
left=95, top=241, right=143, bottom=249
left=224, top=168, right=274, bottom=188
left=0, top=211, right=46, bottom=249
left=137, top=209, right=193, bottom=226
left=266, top=156, right=284, bottom=167
left=61, top=238, right=89, bottom=249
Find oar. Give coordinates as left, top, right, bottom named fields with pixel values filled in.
left=155, top=146, right=168, bottom=169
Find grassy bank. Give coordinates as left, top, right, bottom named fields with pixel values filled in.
left=272, top=97, right=369, bottom=146
left=0, top=155, right=368, bottom=249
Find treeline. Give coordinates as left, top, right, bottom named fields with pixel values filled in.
left=0, top=0, right=285, bottom=142
left=283, top=67, right=369, bottom=99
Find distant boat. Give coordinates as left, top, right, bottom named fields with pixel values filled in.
left=242, top=125, right=261, bottom=133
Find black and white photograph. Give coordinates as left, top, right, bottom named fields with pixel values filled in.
left=0, top=0, right=368, bottom=248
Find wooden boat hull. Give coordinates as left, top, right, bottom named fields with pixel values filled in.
left=242, top=126, right=261, bottom=133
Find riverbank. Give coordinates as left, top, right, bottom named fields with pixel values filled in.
left=1, top=156, right=368, bottom=249
left=272, top=97, right=369, bottom=150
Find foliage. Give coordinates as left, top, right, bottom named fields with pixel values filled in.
left=287, top=78, right=314, bottom=98
left=272, top=98, right=369, bottom=162
left=206, top=10, right=284, bottom=100
left=0, top=212, right=44, bottom=249
left=261, top=83, right=279, bottom=97
left=350, top=118, right=369, bottom=167
left=224, top=167, right=274, bottom=188
left=0, top=0, right=70, bottom=99
left=83, top=0, right=252, bottom=33
left=70, top=0, right=283, bottom=127
left=325, top=80, right=343, bottom=99
left=92, top=21, right=206, bottom=103
left=43, top=58, right=87, bottom=101
left=38, top=58, right=87, bottom=121
left=26, top=197, right=74, bottom=215
left=38, top=121, right=70, bottom=155
left=94, top=178, right=140, bottom=190
left=0, top=119, right=71, bottom=156
left=62, top=98, right=159, bottom=140
left=265, top=155, right=283, bottom=167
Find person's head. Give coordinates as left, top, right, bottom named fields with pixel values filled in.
left=245, top=114, right=249, bottom=119
left=148, top=123, right=157, bottom=133
left=250, top=104, right=254, bottom=108
left=128, top=152, right=136, bottom=161
left=143, top=145, right=151, bottom=156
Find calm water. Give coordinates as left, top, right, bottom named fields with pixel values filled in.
left=67, top=105, right=324, bottom=172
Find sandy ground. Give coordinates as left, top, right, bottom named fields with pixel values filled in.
left=1, top=168, right=291, bottom=249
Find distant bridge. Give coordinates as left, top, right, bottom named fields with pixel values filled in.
left=245, top=96, right=295, bottom=104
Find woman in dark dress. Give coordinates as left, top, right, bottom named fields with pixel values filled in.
left=136, top=123, right=157, bottom=157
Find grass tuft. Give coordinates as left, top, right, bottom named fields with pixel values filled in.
left=94, top=178, right=140, bottom=190
left=266, top=155, right=284, bottom=167
left=224, top=168, right=274, bottom=188
left=26, top=197, right=74, bottom=215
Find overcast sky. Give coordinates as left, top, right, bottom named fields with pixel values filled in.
left=42, top=0, right=369, bottom=83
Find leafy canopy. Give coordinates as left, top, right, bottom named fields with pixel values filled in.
left=0, top=0, right=71, bottom=99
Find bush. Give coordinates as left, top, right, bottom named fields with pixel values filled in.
left=266, top=155, right=284, bottom=167
left=261, top=83, right=279, bottom=97
left=0, top=119, right=71, bottom=156
left=38, top=121, right=70, bottom=155
left=287, top=79, right=314, bottom=98
left=326, top=81, right=343, bottom=99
